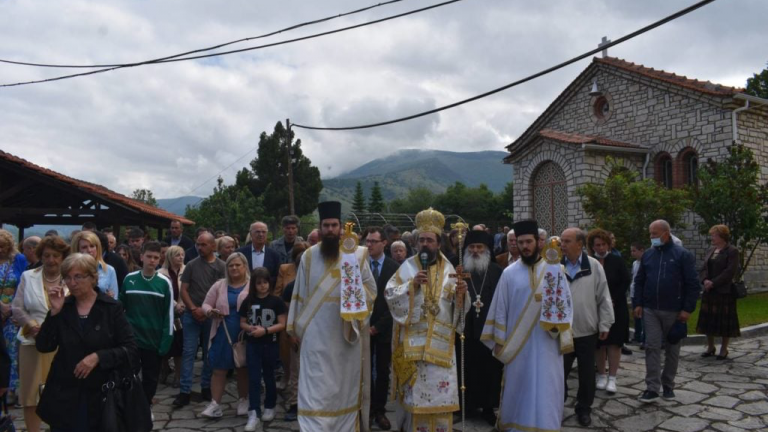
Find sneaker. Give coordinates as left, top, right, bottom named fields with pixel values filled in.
left=639, top=390, right=659, bottom=403
left=262, top=408, right=275, bottom=422
left=662, top=386, right=676, bottom=400
left=245, top=410, right=260, bottom=431
left=201, top=401, right=223, bottom=418
left=237, top=398, right=249, bottom=416
left=285, top=404, right=298, bottom=421
left=596, top=373, right=608, bottom=390
left=606, top=376, right=617, bottom=394
left=172, top=392, right=190, bottom=408
left=201, top=387, right=212, bottom=401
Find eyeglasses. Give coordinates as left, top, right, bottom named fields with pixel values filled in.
left=64, top=274, right=91, bottom=283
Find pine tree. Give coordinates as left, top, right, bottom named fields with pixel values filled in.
left=368, top=182, right=385, bottom=213
left=352, top=182, right=367, bottom=214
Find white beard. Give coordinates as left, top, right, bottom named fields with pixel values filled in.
left=463, top=248, right=490, bottom=274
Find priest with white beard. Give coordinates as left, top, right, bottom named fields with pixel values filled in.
left=286, top=201, right=377, bottom=431
left=449, top=229, right=503, bottom=426
left=385, top=208, right=470, bottom=432
left=481, top=219, right=574, bottom=432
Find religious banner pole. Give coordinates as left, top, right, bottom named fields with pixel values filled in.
left=450, top=221, right=469, bottom=432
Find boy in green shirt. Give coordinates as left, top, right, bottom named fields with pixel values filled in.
left=121, top=241, right=174, bottom=414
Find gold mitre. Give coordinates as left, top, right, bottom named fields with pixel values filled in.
left=415, top=208, right=445, bottom=235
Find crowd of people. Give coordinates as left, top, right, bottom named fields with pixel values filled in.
left=0, top=202, right=745, bottom=431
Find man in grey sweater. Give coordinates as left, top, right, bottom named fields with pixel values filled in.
left=560, top=228, right=615, bottom=427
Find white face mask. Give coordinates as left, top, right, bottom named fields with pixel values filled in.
left=594, top=251, right=609, bottom=259
left=650, top=237, right=663, bottom=247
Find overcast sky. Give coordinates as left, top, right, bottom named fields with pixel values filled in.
left=1, top=0, right=766, bottom=199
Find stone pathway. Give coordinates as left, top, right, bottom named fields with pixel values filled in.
left=8, top=335, right=768, bottom=431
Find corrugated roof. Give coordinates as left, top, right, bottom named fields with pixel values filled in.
left=538, top=129, right=644, bottom=149
left=0, top=149, right=194, bottom=225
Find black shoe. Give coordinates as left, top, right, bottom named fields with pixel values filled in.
left=201, top=387, right=212, bottom=401
left=701, top=348, right=716, bottom=358
left=639, top=390, right=659, bottom=403
left=716, top=350, right=729, bottom=360
left=662, top=386, right=676, bottom=400
left=577, top=412, right=592, bottom=427
left=172, top=392, right=191, bottom=408
left=285, top=404, right=298, bottom=421
left=621, top=346, right=633, bottom=355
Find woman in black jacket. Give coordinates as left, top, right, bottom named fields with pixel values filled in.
left=35, top=253, right=139, bottom=432
left=588, top=229, right=631, bottom=394
left=697, top=225, right=740, bottom=360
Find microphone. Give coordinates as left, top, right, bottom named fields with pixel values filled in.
left=420, top=252, right=429, bottom=269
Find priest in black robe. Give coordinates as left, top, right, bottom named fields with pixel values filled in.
left=451, top=230, right=504, bottom=426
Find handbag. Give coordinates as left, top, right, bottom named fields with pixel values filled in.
left=223, top=322, right=247, bottom=368
left=0, top=397, right=15, bottom=432
left=100, top=347, right=153, bottom=432
left=732, top=281, right=747, bottom=299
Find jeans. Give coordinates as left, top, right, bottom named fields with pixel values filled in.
left=632, top=300, right=645, bottom=343
left=180, top=311, right=212, bottom=394
left=643, top=308, right=681, bottom=393
left=247, top=342, right=278, bottom=415
left=563, top=333, right=598, bottom=415
left=137, top=348, right=161, bottom=404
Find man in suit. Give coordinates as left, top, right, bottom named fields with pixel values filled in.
left=495, top=229, right=519, bottom=269
left=164, top=219, right=195, bottom=251
left=363, top=226, right=399, bottom=431
left=237, top=221, right=280, bottom=285
left=271, top=215, right=303, bottom=264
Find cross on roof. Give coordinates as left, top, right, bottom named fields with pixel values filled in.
left=599, top=36, right=611, bottom=58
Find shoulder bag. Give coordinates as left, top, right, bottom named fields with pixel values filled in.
left=100, top=349, right=153, bottom=432
left=223, top=322, right=247, bottom=368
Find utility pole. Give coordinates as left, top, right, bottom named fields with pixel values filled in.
left=286, top=118, right=295, bottom=215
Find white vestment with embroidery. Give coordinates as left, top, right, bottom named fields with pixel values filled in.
left=385, top=254, right=470, bottom=432
left=481, top=259, right=568, bottom=432
left=286, top=244, right=376, bottom=432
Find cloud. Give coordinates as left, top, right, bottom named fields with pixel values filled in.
left=0, top=0, right=765, bottom=199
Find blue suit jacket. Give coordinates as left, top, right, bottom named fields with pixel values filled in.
left=236, top=244, right=280, bottom=286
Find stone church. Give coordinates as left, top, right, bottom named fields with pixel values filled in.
left=505, top=56, right=768, bottom=284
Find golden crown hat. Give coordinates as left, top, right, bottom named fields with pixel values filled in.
left=415, top=207, right=445, bottom=236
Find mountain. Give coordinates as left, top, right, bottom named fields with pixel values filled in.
left=156, top=196, right=201, bottom=217
left=320, top=149, right=511, bottom=212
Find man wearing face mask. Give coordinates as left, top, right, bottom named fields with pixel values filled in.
left=633, top=220, right=700, bottom=404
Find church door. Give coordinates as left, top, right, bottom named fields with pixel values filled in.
left=532, top=161, right=568, bottom=237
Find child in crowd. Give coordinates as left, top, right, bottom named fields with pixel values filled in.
left=239, top=268, right=287, bottom=431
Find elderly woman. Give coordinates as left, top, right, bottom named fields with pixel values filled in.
left=117, top=244, right=140, bottom=272
left=0, top=229, right=27, bottom=403
left=588, top=228, right=630, bottom=394
left=159, top=246, right=186, bottom=387
left=200, top=252, right=250, bottom=418
left=11, top=235, right=69, bottom=432
left=71, top=231, right=118, bottom=299
left=390, top=240, right=408, bottom=264
left=697, top=225, right=740, bottom=360
left=216, top=236, right=236, bottom=262
left=36, top=253, right=139, bottom=431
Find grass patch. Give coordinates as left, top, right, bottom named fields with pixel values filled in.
left=629, top=293, right=768, bottom=335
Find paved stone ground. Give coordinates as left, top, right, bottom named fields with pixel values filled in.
left=9, top=335, right=768, bottom=431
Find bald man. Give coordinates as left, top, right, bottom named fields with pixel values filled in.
left=633, top=220, right=700, bottom=404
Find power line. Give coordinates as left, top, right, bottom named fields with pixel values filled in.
left=0, top=0, right=405, bottom=69
left=292, top=0, right=717, bottom=131
left=0, top=0, right=464, bottom=88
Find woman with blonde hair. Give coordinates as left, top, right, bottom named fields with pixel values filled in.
left=71, top=231, right=118, bottom=299
left=12, top=236, right=70, bottom=432
left=159, top=246, right=186, bottom=387
left=0, top=228, right=27, bottom=403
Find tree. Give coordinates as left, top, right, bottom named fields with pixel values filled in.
left=578, top=166, right=691, bottom=258
left=692, top=145, right=768, bottom=279
left=248, top=121, right=322, bottom=223
left=388, top=187, right=436, bottom=214
left=745, top=62, right=768, bottom=99
left=352, top=182, right=367, bottom=214
left=132, top=188, right=158, bottom=207
left=368, top=182, right=385, bottom=213
left=495, top=182, right=514, bottom=221
left=185, top=176, right=265, bottom=239
left=433, top=182, right=499, bottom=226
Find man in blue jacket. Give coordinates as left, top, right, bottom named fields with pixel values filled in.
left=633, top=220, right=700, bottom=403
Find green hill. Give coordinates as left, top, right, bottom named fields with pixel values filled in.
left=320, top=149, right=511, bottom=213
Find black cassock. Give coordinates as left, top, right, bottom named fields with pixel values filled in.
left=451, top=257, right=504, bottom=413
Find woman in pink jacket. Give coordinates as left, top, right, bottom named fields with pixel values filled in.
left=200, top=252, right=250, bottom=418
